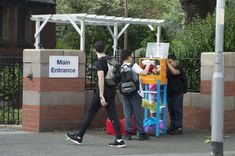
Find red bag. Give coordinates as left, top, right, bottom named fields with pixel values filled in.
left=106, top=117, right=137, bottom=135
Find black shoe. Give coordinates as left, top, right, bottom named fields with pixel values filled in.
left=166, top=127, right=175, bottom=135
left=125, top=132, right=132, bottom=140
left=108, top=139, right=126, bottom=148
left=174, top=128, right=183, bottom=135
left=66, top=133, right=82, bottom=145
left=138, top=133, right=149, bottom=141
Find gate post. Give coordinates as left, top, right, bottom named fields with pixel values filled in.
left=22, top=49, right=85, bottom=132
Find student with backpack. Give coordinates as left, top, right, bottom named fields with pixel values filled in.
left=66, top=41, right=125, bottom=148
left=120, top=50, right=150, bottom=140
left=166, top=54, right=187, bottom=135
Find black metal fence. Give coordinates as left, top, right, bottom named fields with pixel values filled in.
left=85, top=52, right=200, bottom=92
left=0, top=56, right=23, bottom=125
left=85, top=54, right=97, bottom=90
left=179, top=57, right=200, bottom=92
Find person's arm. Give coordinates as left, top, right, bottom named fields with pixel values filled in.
left=167, top=61, right=180, bottom=75
left=97, top=70, right=107, bottom=106
left=139, top=63, right=150, bottom=76
left=133, top=60, right=151, bottom=76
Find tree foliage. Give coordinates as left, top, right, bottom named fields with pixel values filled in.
left=180, top=0, right=216, bottom=22
left=56, top=0, right=181, bottom=53
left=170, top=8, right=235, bottom=91
left=56, top=0, right=123, bottom=56
left=56, top=0, right=235, bottom=92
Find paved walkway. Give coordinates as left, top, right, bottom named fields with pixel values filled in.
left=0, top=127, right=234, bottom=156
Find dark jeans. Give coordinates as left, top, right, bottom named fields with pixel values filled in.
left=78, top=87, right=122, bottom=139
left=167, top=94, right=183, bottom=129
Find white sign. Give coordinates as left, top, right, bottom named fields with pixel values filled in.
left=146, top=42, right=169, bottom=58
left=49, top=56, right=79, bottom=78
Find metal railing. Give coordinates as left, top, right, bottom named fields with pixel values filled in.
left=179, top=57, right=200, bottom=92
left=85, top=52, right=200, bottom=92
left=85, top=53, right=97, bottom=90
left=0, top=56, right=23, bottom=125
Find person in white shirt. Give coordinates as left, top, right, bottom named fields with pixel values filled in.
left=120, top=50, right=150, bottom=140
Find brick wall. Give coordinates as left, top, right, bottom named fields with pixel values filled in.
left=22, top=51, right=235, bottom=133
left=183, top=105, right=235, bottom=133
left=183, top=52, right=235, bottom=133
left=96, top=52, right=235, bottom=133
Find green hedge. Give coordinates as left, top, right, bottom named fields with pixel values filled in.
left=168, top=9, right=235, bottom=91
left=0, top=64, right=23, bottom=101
left=172, top=8, right=235, bottom=58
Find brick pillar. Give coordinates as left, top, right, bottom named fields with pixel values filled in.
left=22, top=49, right=85, bottom=132
left=200, top=52, right=235, bottom=132
left=183, top=52, right=235, bottom=133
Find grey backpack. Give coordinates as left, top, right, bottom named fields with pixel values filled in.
left=105, top=58, right=121, bottom=87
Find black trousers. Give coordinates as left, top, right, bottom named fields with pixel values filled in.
left=167, top=94, right=184, bottom=129
left=78, top=87, right=122, bottom=139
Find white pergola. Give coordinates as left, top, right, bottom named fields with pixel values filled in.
left=31, top=13, right=164, bottom=56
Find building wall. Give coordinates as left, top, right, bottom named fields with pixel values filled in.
left=0, top=1, right=56, bottom=56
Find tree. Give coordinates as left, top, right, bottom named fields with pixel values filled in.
left=56, top=0, right=123, bottom=55
left=180, top=0, right=216, bottom=22
left=56, top=0, right=183, bottom=52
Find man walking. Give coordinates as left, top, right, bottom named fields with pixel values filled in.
left=66, top=41, right=125, bottom=148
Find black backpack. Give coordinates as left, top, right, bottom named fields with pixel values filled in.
left=105, top=57, right=121, bottom=87
left=119, top=64, right=139, bottom=96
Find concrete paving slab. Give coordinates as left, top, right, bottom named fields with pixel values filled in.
left=0, top=128, right=234, bottom=156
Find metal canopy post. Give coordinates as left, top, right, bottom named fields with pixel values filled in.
left=31, top=13, right=165, bottom=54
left=118, top=24, right=130, bottom=39
left=107, top=24, right=130, bottom=56
left=147, top=25, right=161, bottom=43
left=113, top=24, right=118, bottom=56
left=67, top=14, right=82, bottom=36
left=156, top=26, right=161, bottom=55
left=34, top=15, right=52, bottom=49
left=157, top=25, right=161, bottom=43
left=80, top=19, right=85, bottom=51
left=107, top=26, right=114, bottom=38
left=148, top=25, right=154, bottom=31
left=35, top=20, right=40, bottom=49
left=67, top=15, right=85, bottom=51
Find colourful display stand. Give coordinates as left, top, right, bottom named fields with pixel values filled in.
left=139, top=58, right=167, bottom=137
left=142, top=80, right=167, bottom=137
left=139, top=58, right=167, bottom=85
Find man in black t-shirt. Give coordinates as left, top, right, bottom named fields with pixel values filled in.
left=167, top=54, right=185, bottom=135
left=66, top=41, right=125, bottom=148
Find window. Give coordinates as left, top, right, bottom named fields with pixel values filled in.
left=17, top=6, right=33, bottom=47
left=0, top=5, right=7, bottom=43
